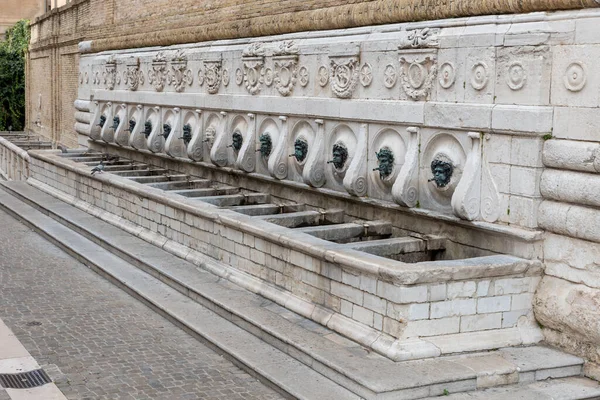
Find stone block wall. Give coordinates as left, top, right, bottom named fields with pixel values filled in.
left=28, top=151, right=543, bottom=361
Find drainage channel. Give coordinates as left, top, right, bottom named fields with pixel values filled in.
left=61, top=151, right=447, bottom=263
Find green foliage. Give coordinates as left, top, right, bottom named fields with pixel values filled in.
left=0, top=20, right=30, bottom=131
left=542, top=134, right=553, bottom=141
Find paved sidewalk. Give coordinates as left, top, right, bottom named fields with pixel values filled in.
left=0, top=208, right=284, bottom=400
left=0, top=317, right=67, bottom=400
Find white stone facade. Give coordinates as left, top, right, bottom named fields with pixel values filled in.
left=67, top=9, right=600, bottom=368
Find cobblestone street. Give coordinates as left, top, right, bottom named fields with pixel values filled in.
left=0, top=208, right=284, bottom=400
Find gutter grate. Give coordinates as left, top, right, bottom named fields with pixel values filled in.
left=0, top=369, right=52, bottom=389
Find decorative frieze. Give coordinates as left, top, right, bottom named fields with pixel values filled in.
left=398, top=50, right=437, bottom=101
left=167, top=50, right=193, bottom=93
left=102, top=55, right=117, bottom=90
left=148, top=52, right=168, bottom=92
left=124, top=57, right=144, bottom=91
left=329, top=52, right=360, bottom=99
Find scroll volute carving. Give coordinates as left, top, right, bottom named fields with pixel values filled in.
left=392, top=127, right=420, bottom=208
left=451, top=132, right=482, bottom=221
left=114, top=104, right=130, bottom=147
left=235, top=114, right=257, bottom=172
left=125, top=105, right=144, bottom=149
left=302, top=119, right=326, bottom=188
left=165, top=108, right=186, bottom=158
left=100, top=102, right=114, bottom=143
left=210, top=112, right=230, bottom=167
left=146, top=106, right=164, bottom=153
left=268, top=116, right=289, bottom=180
left=186, top=110, right=205, bottom=161
left=129, top=105, right=149, bottom=150
left=343, top=123, right=368, bottom=197
left=90, top=101, right=103, bottom=140
left=480, top=135, right=501, bottom=223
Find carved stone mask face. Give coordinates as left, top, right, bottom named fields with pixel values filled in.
left=291, top=138, right=308, bottom=162
left=162, top=123, right=172, bottom=139
left=143, top=121, right=153, bottom=138
left=429, top=159, right=453, bottom=188
left=181, top=124, right=192, bottom=144
left=203, top=127, right=216, bottom=144
left=328, top=143, right=348, bottom=170
left=97, top=115, right=107, bottom=127
left=259, top=133, right=272, bottom=157
left=374, top=148, right=394, bottom=179
left=231, top=131, right=243, bottom=151
left=127, top=119, right=136, bottom=132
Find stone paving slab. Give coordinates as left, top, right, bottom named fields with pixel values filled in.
left=0, top=208, right=285, bottom=400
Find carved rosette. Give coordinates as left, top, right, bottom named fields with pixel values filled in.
left=329, top=56, right=359, bottom=99
left=392, top=127, right=420, bottom=207
left=273, top=55, right=298, bottom=97
left=398, top=50, right=437, bottom=101
left=204, top=60, right=222, bottom=94
left=148, top=52, right=167, bottom=92
left=124, top=57, right=144, bottom=91
left=168, top=50, right=193, bottom=93
left=102, top=55, right=117, bottom=90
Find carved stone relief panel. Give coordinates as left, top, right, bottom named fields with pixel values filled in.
left=203, top=58, right=223, bottom=94
left=328, top=55, right=360, bottom=99
left=495, top=46, right=551, bottom=106
left=242, top=43, right=266, bottom=95
left=103, top=55, right=117, bottom=91
left=145, top=106, right=163, bottom=153
left=418, top=130, right=469, bottom=214
left=111, top=103, right=128, bottom=146
left=124, top=57, right=144, bottom=91
left=398, top=49, right=437, bottom=101
left=465, top=47, right=496, bottom=104
left=287, top=119, right=316, bottom=185
left=255, top=116, right=281, bottom=176
left=324, top=122, right=358, bottom=192
left=367, top=125, right=409, bottom=202
left=235, top=113, right=257, bottom=172
left=167, top=50, right=193, bottom=93
left=367, top=124, right=407, bottom=201
left=148, top=52, right=168, bottom=92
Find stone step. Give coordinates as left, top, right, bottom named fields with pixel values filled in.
left=228, top=204, right=308, bottom=216
left=170, top=186, right=240, bottom=197
left=426, top=376, right=600, bottom=399
left=0, top=184, right=359, bottom=400
left=1, top=181, right=594, bottom=400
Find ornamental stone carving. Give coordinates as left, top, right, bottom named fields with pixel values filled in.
left=399, top=28, right=440, bottom=49
left=506, top=61, right=527, bottom=91
left=273, top=56, right=298, bottom=96
left=383, top=64, right=397, bottom=88
left=302, top=119, right=326, bottom=187
left=329, top=54, right=360, bottom=99
left=167, top=50, right=193, bottom=92
left=359, top=63, right=373, bottom=87
left=439, top=62, right=456, bottom=89
left=343, top=123, right=368, bottom=197
left=398, top=50, right=437, bottom=101
left=299, top=67, right=309, bottom=87
left=264, top=68, right=274, bottom=87
left=222, top=69, right=230, bottom=86
left=235, top=114, right=257, bottom=172
left=564, top=62, right=586, bottom=92
left=451, top=132, right=482, bottom=221
left=103, top=55, right=117, bottom=90
left=242, top=43, right=266, bottom=95
left=203, top=59, right=223, bottom=94
left=148, top=52, right=168, bottom=92
left=268, top=116, right=290, bottom=180
left=471, top=62, right=489, bottom=91
left=317, top=66, right=329, bottom=87
left=124, top=57, right=144, bottom=91
left=392, top=127, right=420, bottom=208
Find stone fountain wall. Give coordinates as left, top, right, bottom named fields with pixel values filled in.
left=68, top=8, right=600, bottom=370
